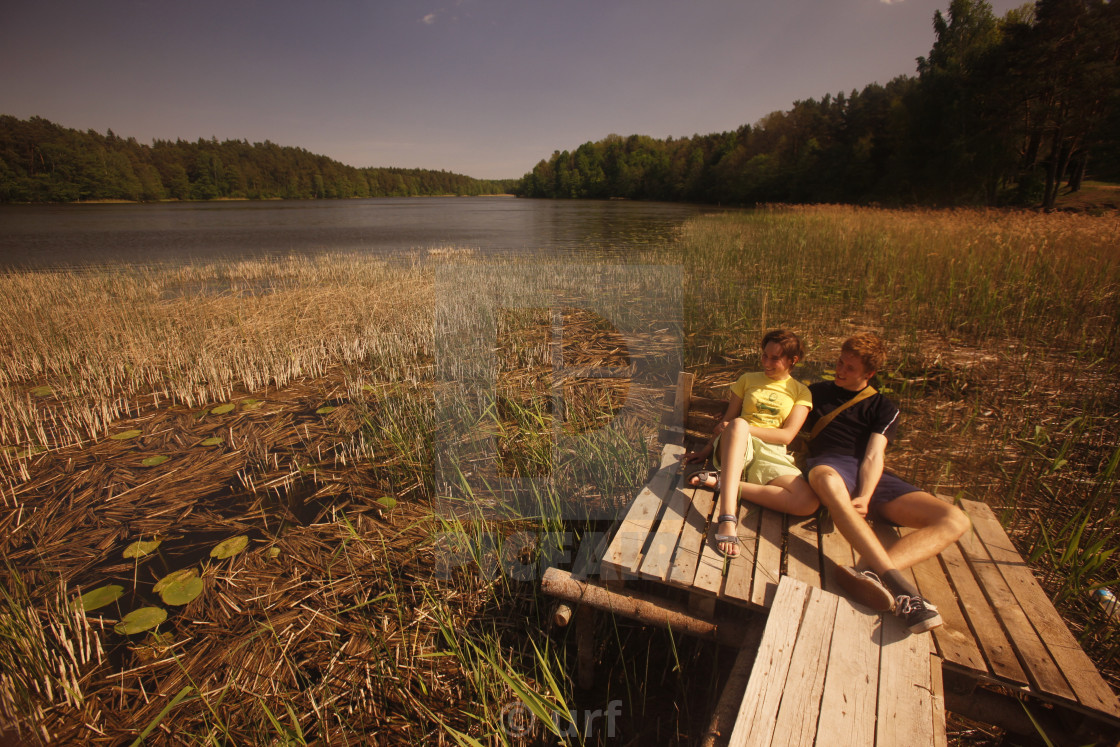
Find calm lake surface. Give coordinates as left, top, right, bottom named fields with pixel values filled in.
left=0, top=197, right=715, bottom=269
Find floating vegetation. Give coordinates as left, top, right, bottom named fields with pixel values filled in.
left=156, top=573, right=203, bottom=606
left=315, top=405, right=337, bottom=415
left=210, top=535, right=249, bottom=559
left=210, top=404, right=235, bottom=415
left=376, top=496, right=397, bottom=510
left=241, top=398, right=263, bottom=410
left=108, top=429, right=142, bottom=441
left=122, top=540, right=162, bottom=559
left=78, top=584, right=124, bottom=612
left=140, top=455, right=170, bottom=467
left=114, top=607, right=166, bottom=635
left=29, top=386, right=53, bottom=398
left=199, top=436, right=223, bottom=446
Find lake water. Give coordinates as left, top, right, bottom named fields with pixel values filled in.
left=0, top=197, right=714, bottom=269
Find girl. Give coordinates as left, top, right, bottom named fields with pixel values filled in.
left=683, top=329, right=819, bottom=557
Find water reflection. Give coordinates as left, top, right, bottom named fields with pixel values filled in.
left=0, top=197, right=715, bottom=269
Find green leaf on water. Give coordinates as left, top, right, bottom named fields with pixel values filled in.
left=315, top=405, right=337, bottom=415
left=154, top=568, right=199, bottom=594
left=110, top=429, right=143, bottom=441
left=158, top=574, right=204, bottom=606
left=79, top=584, right=125, bottom=611
left=210, top=404, right=235, bottom=415
left=200, top=437, right=224, bottom=446
left=141, top=455, right=170, bottom=467
left=30, top=385, right=53, bottom=397
left=115, top=607, right=167, bottom=635
left=376, top=496, right=398, bottom=510
left=123, top=539, right=162, bottom=559
left=211, top=535, right=249, bottom=559
left=241, top=399, right=263, bottom=410
left=266, top=547, right=281, bottom=560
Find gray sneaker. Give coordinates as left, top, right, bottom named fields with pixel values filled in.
left=895, top=594, right=943, bottom=634
left=835, top=566, right=896, bottom=612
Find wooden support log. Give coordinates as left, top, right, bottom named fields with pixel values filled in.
left=943, top=685, right=1101, bottom=747
left=541, top=567, right=749, bottom=647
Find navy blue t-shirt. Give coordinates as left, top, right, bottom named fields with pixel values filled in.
left=806, top=381, right=900, bottom=459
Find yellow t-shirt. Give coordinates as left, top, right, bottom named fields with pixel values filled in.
left=729, top=372, right=812, bottom=430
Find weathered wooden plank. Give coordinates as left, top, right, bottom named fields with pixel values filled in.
left=668, top=486, right=716, bottom=587
left=693, top=499, right=729, bottom=598
left=958, top=524, right=1075, bottom=700
left=638, top=483, right=693, bottom=582
left=819, top=521, right=855, bottom=595
left=750, top=509, right=783, bottom=608
left=930, top=651, right=948, bottom=747
left=814, top=595, right=882, bottom=747
left=662, top=372, right=695, bottom=446
left=786, top=513, right=822, bottom=589
left=877, top=613, right=937, bottom=747
left=728, top=578, right=811, bottom=747
left=963, top=500, right=1120, bottom=717
left=939, top=539, right=1028, bottom=685
left=722, top=504, right=762, bottom=604
left=768, top=587, right=838, bottom=746
left=899, top=527, right=987, bottom=675
left=600, top=444, right=683, bottom=579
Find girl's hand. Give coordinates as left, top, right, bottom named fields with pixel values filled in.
left=682, top=449, right=709, bottom=464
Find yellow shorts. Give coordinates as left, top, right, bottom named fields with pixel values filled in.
left=713, top=434, right=802, bottom=485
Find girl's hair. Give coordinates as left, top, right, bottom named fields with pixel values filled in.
left=761, top=329, right=804, bottom=362
left=841, top=332, right=888, bottom=373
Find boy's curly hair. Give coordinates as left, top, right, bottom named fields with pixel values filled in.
left=761, top=329, right=804, bottom=363
left=841, top=332, right=887, bottom=374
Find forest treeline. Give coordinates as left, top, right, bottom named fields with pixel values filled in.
left=0, top=116, right=516, bottom=203
left=517, top=0, right=1120, bottom=208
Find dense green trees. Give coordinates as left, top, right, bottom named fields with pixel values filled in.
left=0, top=116, right=515, bottom=203
left=518, top=0, right=1120, bottom=207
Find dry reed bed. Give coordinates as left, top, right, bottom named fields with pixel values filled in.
left=1, top=268, right=675, bottom=743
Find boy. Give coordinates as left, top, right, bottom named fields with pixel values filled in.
left=805, top=333, right=969, bottom=633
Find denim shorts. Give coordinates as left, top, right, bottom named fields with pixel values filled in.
left=805, top=453, right=921, bottom=522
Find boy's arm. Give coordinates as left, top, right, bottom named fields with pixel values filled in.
left=852, top=432, right=888, bottom=518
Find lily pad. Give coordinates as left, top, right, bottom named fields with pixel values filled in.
left=123, top=539, right=162, bottom=559
left=315, top=405, right=337, bottom=415
left=158, top=574, right=204, bottom=606
left=211, top=535, right=249, bottom=559
left=114, top=607, right=167, bottom=635
left=266, top=547, right=281, bottom=560
left=79, top=584, right=125, bottom=612
left=141, top=455, right=170, bottom=467
left=154, top=568, right=199, bottom=594
left=210, top=404, right=235, bottom=415
left=109, top=429, right=143, bottom=441
left=376, top=496, right=398, bottom=510
left=200, top=437, right=224, bottom=447
left=30, top=385, right=53, bottom=397
left=241, top=399, right=263, bottom=410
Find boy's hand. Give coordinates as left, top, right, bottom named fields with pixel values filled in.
left=851, top=494, right=871, bottom=518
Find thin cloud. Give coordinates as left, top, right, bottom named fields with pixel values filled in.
left=880, top=0, right=904, bottom=4
left=421, top=12, right=438, bottom=24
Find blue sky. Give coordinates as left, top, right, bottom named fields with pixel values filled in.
left=2, top=0, right=1025, bottom=179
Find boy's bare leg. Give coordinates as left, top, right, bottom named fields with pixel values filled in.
left=874, top=491, right=969, bottom=570
left=808, top=465, right=894, bottom=572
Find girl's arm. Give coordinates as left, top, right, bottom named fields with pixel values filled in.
left=683, top=394, right=742, bottom=463
left=747, top=404, right=810, bottom=446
